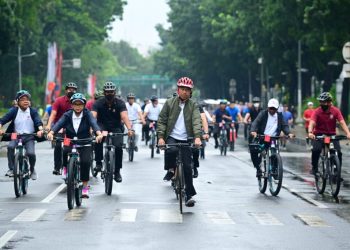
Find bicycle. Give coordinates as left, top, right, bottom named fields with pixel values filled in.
left=126, top=121, right=140, bottom=162
left=148, top=121, right=157, bottom=158
left=159, top=141, right=194, bottom=214
left=313, top=135, right=348, bottom=197
left=218, top=121, right=228, bottom=156
left=228, top=121, right=236, bottom=152
left=5, top=133, right=37, bottom=198
left=102, top=132, right=126, bottom=195
left=249, top=135, right=286, bottom=196
left=56, top=136, right=95, bottom=210
left=90, top=140, right=97, bottom=177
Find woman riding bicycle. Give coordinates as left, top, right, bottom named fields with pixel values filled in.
left=250, top=98, right=293, bottom=177
left=47, top=93, right=104, bottom=198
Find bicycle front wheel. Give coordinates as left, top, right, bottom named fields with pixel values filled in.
left=177, top=163, right=185, bottom=214
left=269, top=154, right=283, bottom=196
left=67, top=157, right=76, bottom=210
left=21, top=158, right=29, bottom=195
left=329, top=155, right=341, bottom=197
left=315, top=156, right=327, bottom=194
left=258, top=156, right=268, bottom=194
left=128, top=138, right=134, bottom=162
left=105, top=151, right=114, bottom=195
left=75, top=162, right=82, bottom=207
left=13, top=153, right=23, bottom=198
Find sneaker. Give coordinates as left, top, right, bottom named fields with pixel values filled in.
left=30, top=169, right=38, bottom=180
left=5, top=170, right=14, bottom=177
left=134, top=146, right=138, bottom=152
left=94, top=162, right=102, bottom=173
left=185, top=196, right=196, bottom=207
left=114, top=170, right=122, bottom=183
left=163, top=171, right=175, bottom=181
left=82, top=186, right=89, bottom=198
left=52, top=169, right=60, bottom=175
left=193, top=167, right=198, bottom=178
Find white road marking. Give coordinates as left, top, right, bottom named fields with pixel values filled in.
left=0, top=230, right=18, bottom=248
left=64, top=209, right=87, bottom=221
left=12, top=209, right=46, bottom=222
left=249, top=212, right=283, bottom=226
left=158, top=209, right=183, bottom=223
left=283, top=184, right=328, bottom=209
left=205, top=211, right=235, bottom=224
left=121, top=201, right=177, bottom=205
left=294, top=214, right=330, bottom=227
left=113, top=209, right=138, bottom=222
left=41, top=183, right=66, bottom=203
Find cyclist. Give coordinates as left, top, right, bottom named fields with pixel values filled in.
left=157, top=77, right=202, bottom=207
left=125, top=92, right=146, bottom=151
left=143, top=95, right=162, bottom=152
left=47, top=93, right=104, bottom=198
left=226, top=100, right=243, bottom=136
left=281, top=104, right=293, bottom=149
left=244, top=97, right=263, bottom=143
left=212, top=100, right=231, bottom=148
left=91, top=81, right=134, bottom=182
left=0, top=90, right=44, bottom=179
left=303, top=101, right=314, bottom=146
left=250, top=98, right=293, bottom=177
left=86, top=90, right=103, bottom=111
left=46, top=82, right=78, bottom=175
left=308, top=92, right=350, bottom=175
left=141, top=98, right=150, bottom=141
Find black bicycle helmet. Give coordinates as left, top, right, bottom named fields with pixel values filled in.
left=127, top=93, right=136, bottom=99
left=70, top=93, right=87, bottom=104
left=15, top=90, right=31, bottom=101
left=150, top=95, right=158, bottom=101
left=252, top=96, right=261, bottom=103
left=65, top=82, right=78, bottom=90
left=219, top=100, right=227, bottom=105
left=103, top=81, right=116, bottom=91
left=317, top=92, right=333, bottom=102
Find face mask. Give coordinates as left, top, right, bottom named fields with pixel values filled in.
left=321, top=105, right=329, bottom=111
left=253, top=103, right=260, bottom=108
left=66, top=92, right=74, bottom=98
left=105, top=94, right=114, bottom=101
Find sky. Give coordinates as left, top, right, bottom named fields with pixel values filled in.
left=108, top=0, right=170, bottom=56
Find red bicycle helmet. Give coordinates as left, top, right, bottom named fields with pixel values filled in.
left=177, top=77, right=194, bottom=89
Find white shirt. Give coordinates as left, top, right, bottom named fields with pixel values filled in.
left=170, top=103, right=188, bottom=140
left=14, top=108, right=34, bottom=133
left=72, top=111, right=83, bottom=134
left=126, top=102, right=141, bottom=121
left=264, top=113, right=278, bottom=136
left=144, top=103, right=162, bottom=121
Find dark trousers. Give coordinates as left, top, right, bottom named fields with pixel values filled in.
left=164, top=137, right=196, bottom=197
left=95, top=133, right=124, bottom=171
left=311, top=139, right=342, bottom=170
left=54, top=133, right=63, bottom=170
left=213, top=124, right=230, bottom=146
left=192, top=148, right=200, bottom=168
left=63, top=146, right=92, bottom=182
left=7, top=136, right=36, bottom=171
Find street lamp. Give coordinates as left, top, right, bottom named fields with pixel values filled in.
left=18, top=45, right=36, bottom=91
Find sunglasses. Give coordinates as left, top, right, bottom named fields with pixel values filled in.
left=268, top=107, right=277, bottom=111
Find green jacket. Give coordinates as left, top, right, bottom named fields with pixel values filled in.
left=157, top=97, right=202, bottom=140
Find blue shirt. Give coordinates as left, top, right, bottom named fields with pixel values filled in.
left=282, top=111, right=293, bottom=123
left=214, top=108, right=230, bottom=123
left=45, top=105, right=52, bottom=116
left=226, top=106, right=240, bottom=122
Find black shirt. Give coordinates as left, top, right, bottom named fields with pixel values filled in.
left=199, top=106, right=204, bottom=114
left=248, top=107, right=262, bottom=122
left=92, top=97, right=127, bottom=131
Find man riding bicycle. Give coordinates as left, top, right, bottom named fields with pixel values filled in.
left=157, top=77, right=202, bottom=207
left=308, top=92, right=350, bottom=175
left=244, top=97, right=263, bottom=143
left=125, top=93, right=146, bottom=152
left=143, top=95, right=162, bottom=153
left=212, top=100, right=231, bottom=149
left=250, top=98, right=293, bottom=177
left=92, top=81, right=134, bottom=182
left=0, top=90, right=44, bottom=179
left=46, top=82, right=78, bottom=175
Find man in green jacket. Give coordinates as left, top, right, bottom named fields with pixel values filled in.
left=157, top=77, right=202, bottom=207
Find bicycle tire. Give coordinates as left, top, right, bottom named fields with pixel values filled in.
left=258, top=155, right=268, bottom=194
left=90, top=148, right=97, bottom=177
left=315, top=155, right=327, bottom=194
left=269, top=154, right=283, bottom=196
left=151, top=133, right=155, bottom=158
left=21, top=158, right=29, bottom=195
left=224, top=144, right=227, bottom=156
left=128, top=137, right=134, bottom=162
left=13, top=153, right=22, bottom=198
left=105, top=151, right=114, bottom=195
left=177, top=163, right=184, bottom=214
left=75, top=161, right=82, bottom=207
left=67, top=157, right=76, bottom=210
left=230, top=141, right=235, bottom=152
left=329, top=155, right=341, bottom=197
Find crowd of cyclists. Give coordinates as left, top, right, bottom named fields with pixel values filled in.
left=1, top=76, right=350, bottom=207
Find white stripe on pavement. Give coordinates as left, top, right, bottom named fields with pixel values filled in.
left=113, top=209, right=138, bottom=222
left=294, top=214, right=330, bottom=227
left=41, top=183, right=66, bottom=203
left=158, top=209, right=183, bottom=223
left=12, top=209, right=46, bottom=222
left=205, top=211, right=235, bottom=224
left=0, top=230, right=18, bottom=248
left=249, top=212, right=283, bottom=226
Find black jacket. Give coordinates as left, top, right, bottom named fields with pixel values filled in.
left=250, top=109, right=290, bottom=136
left=52, top=109, right=101, bottom=140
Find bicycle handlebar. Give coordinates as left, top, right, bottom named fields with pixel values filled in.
left=314, top=135, right=348, bottom=141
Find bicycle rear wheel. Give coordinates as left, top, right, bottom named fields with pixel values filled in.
left=315, top=156, right=327, bottom=194
left=269, top=154, right=283, bottom=196
left=105, top=151, right=114, bottom=195
left=258, top=156, right=268, bottom=194
left=329, top=155, right=341, bottom=197
left=21, top=158, right=29, bottom=195
left=67, top=157, right=76, bottom=210
left=13, top=153, right=23, bottom=198
left=75, top=162, right=82, bottom=207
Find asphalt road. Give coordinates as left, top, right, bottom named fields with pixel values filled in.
left=1, top=136, right=350, bottom=250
